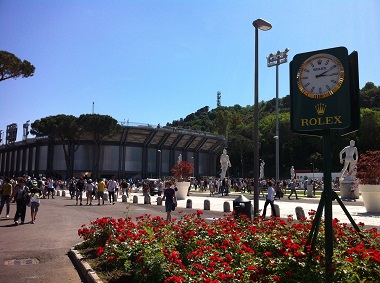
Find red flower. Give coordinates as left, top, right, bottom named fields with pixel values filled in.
left=96, top=246, right=104, bottom=256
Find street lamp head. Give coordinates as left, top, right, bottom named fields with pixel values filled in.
left=252, top=18, right=272, bottom=31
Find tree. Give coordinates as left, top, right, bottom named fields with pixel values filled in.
left=0, top=51, right=35, bottom=82
left=77, top=114, right=121, bottom=178
left=31, top=115, right=82, bottom=177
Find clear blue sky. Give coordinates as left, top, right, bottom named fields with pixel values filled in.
left=1, top=0, right=379, bottom=142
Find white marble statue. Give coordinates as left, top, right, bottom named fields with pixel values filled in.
left=177, top=154, right=182, bottom=164
left=220, top=149, right=231, bottom=180
left=260, top=160, right=265, bottom=179
left=290, top=166, right=295, bottom=180
left=339, top=140, right=358, bottom=181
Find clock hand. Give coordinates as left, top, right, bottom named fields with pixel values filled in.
left=316, top=73, right=339, bottom=77
left=315, top=65, right=337, bottom=78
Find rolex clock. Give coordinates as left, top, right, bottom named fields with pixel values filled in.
left=297, top=53, right=345, bottom=99
left=290, top=47, right=353, bottom=133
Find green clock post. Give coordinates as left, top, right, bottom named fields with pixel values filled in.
left=290, top=46, right=360, bottom=281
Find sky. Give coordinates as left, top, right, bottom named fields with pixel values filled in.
left=1, top=0, right=379, bottom=142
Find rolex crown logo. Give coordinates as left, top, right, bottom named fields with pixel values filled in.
left=317, top=59, right=322, bottom=65
left=315, top=103, right=326, bottom=115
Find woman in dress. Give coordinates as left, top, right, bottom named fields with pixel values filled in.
left=161, top=181, right=177, bottom=222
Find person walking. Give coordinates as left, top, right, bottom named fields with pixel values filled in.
left=0, top=177, right=12, bottom=218
left=46, top=177, right=55, bottom=199
left=274, top=181, right=283, bottom=200
left=161, top=181, right=177, bottom=222
left=75, top=176, right=85, bottom=205
left=68, top=177, right=76, bottom=199
left=12, top=178, right=29, bottom=225
left=97, top=178, right=105, bottom=205
left=262, top=181, right=276, bottom=219
left=107, top=176, right=117, bottom=205
left=29, top=182, right=42, bottom=224
left=85, top=179, right=95, bottom=205
left=288, top=181, right=299, bottom=200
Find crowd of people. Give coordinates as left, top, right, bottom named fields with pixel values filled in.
left=0, top=175, right=138, bottom=225
left=0, top=174, right=328, bottom=224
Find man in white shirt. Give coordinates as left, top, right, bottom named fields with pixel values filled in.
left=107, top=176, right=117, bottom=205
left=262, top=181, right=276, bottom=219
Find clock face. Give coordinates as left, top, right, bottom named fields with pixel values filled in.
left=296, top=53, right=344, bottom=99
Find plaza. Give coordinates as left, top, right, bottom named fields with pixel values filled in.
left=1, top=184, right=379, bottom=283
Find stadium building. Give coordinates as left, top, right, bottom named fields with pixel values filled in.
left=0, top=122, right=226, bottom=180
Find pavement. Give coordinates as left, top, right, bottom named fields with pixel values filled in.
left=1, top=188, right=379, bottom=283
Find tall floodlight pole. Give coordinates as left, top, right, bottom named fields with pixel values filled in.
left=252, top=18, right=272, bottom=217
left=267, top=48, right=289, bottom=184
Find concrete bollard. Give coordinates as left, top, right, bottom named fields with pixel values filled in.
left=56, top=190, right=61, bottom=197
left=104, top=192, right=109, bottom=201
left=186, top=199, right=192, bottom=208
left=274, top=204, right=280, bottom=217
left=204, top=199, right=210, bottom=210
left=122, top=194, right=128, bottom=202
left=295, top=206, right=305, bottom=220
left=157, top=196, right=162, bottom=205
left=223, top=201, right=231, bottom=212
left=133, top=195, right=138, bottom=204
left=61, top=190, right=66, bottom=197
left=144, top=195, right=151, bottom=204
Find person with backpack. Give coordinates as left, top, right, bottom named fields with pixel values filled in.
left=75, top=176, right=85, bottom=206
left=12, top=178, right=29, bottom=225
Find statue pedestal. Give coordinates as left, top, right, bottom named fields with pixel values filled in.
left=339, top=180, right=359, bottom=199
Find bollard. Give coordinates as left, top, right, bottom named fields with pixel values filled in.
left=307, top=184, right=313, bottom=198
left=295, top=206, right=305, bottom=220
left=133, top=195, right=138, bottom=204
left=104, top=192, right=109, bottom=201
left=186, top=199, right=192, bottom=208
left=122, top=194, right=128, bottom=202
left=61, top=190, right=66, bottom=197
left=157, top=196, right=162, bottom=205
left=274, top=204, right=280, bottom=217
left=204, top=199, right=210, bottom=210
left=144, top=195, right=151, bottom=204
left=56, top=190, right=61, bottom=197
left=223, top=201, right=231, bottom=212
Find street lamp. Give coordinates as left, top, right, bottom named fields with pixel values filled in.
left=310, top=162, right=315, bottom=181
left=267, top=48, right=289, bottom=184
left=253, top=18, right=272, bottom=217
left=191, top=156, right=194, bottom=178
left=158, top=150, right=161, bottom=179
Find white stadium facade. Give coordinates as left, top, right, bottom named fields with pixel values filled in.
left=0, top=123, right=226, bottom=180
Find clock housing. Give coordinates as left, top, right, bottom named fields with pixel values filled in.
left=290, top=47, right=352, bottom=132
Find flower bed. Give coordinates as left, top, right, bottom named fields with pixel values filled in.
left=78, top=211, right=380, bottom=283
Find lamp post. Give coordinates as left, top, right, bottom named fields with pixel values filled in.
left=158, top=150, right=161, bottom=179
left=310, top=162, right=314, bottom=181
left=252, top=18, right=272, bottom=217
left=191, top=156, right=194, bottom=178
left=267, top=48, right=289, bottom=184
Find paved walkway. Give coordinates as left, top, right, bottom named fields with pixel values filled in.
left=0, top=188, right=378, bottom=283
